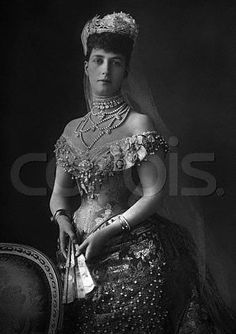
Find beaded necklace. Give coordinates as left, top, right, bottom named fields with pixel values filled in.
left=74, top=95, right=131, bottom=151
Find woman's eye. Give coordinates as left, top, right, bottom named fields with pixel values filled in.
left=93, top=58, right=103, bottom=64
left=112, top=60, right=122, bottom=66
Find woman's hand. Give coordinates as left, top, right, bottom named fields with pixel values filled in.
left=57, top=215, right=78, bottom=259
left=76, top=228, right=110, bottom=262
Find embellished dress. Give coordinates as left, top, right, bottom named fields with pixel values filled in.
left=54, top=131, right=235, bottom=334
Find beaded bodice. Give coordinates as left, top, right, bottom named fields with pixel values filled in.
left=55, top=131, right=168, bottom=197
left=55, top=131, right=169, bottom=233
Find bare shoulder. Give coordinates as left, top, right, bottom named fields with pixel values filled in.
left=63, top=118, right=81, bottom=137
left=126, top=111, right=155, bottom=135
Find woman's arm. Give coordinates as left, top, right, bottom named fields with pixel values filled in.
left=99, top=152, right=166, bottom=234
left=50, top=165, right=79, bottom=214
left=50, top=166, right=80, bottom=257
left=122, top=153, right=166, bottom=224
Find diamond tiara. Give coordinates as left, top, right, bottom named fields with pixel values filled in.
left=81, top=12, right=139, bottom=55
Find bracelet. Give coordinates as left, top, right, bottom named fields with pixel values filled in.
left=119, top=215, right=131, bottom=233
left=50, top=209, right=72, bottom=224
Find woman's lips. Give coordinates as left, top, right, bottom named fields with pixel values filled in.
left=98, top=79, right=111, bottom=83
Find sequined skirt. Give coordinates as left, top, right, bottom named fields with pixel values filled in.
left=58, top=214, right=235, bottom=334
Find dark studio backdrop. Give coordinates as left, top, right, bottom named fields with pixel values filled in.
left=2, top=0, right=236, bottom=309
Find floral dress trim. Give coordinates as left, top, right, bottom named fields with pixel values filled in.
left=54, top=131, right=169, bottom=198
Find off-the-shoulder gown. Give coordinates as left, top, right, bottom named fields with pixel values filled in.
left=54, top=131, right=235, bottom=333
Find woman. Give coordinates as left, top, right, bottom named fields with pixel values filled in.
left=50, top=12, right=235, bottom=333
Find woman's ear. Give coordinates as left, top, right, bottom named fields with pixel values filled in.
left=84, top=61, right=89, bottom=76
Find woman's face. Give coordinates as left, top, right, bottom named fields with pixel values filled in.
left=85, top=48, right=127, bottom=97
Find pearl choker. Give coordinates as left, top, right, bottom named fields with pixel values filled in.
left=91, top=94, right=125, bottom=111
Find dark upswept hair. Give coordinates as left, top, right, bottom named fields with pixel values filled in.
left=85, top=32, right=134, bottom=66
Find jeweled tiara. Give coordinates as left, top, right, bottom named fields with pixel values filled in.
left=81, top=12, right=139, bottom=55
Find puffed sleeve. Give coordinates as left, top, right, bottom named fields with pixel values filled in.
left=54, top=135, right=75, bottom=174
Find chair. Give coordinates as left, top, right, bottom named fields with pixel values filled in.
left=0, top=243, right=63, bottom=334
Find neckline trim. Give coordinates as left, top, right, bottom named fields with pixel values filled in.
left=62, top=130, right=159, bottom=156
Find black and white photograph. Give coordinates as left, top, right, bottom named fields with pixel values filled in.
left=2, top=0, right=236, bottom=333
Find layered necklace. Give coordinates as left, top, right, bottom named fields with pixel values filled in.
left=74, top=94, right=131, bottom=151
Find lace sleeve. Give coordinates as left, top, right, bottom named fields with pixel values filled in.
left=140, top=132, right=169, bottom=158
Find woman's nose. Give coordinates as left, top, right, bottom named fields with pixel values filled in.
left=101, top=60, right=110, bottom=75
